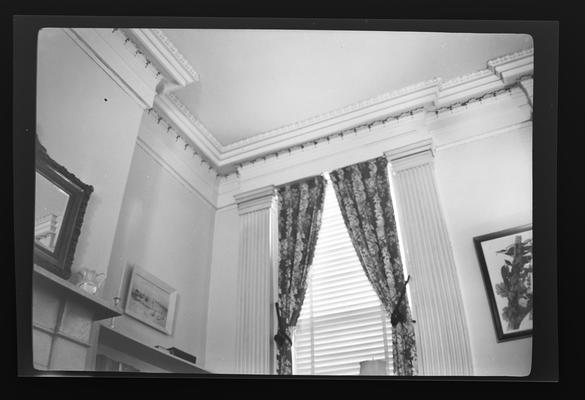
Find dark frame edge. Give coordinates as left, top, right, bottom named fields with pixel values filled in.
left=473, top=224, right=533, bottom=343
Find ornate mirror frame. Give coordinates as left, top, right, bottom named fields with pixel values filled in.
left=34, top=135, right=94, bottom=280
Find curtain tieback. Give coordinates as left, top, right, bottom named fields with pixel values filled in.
left=274, top=302, right=292, bottom=347
left=390, top=275, right=416, bottom=326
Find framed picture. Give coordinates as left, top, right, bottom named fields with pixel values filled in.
left=124, top=266, right=178, bottom=335
left=34, top=134, right=94, bottom=280
left=473, top=224, right=533, bottom=342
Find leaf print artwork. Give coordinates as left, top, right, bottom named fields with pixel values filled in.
left=495, top=235, right=533, bottom=330
left=474, top=225, right=533, bottom=341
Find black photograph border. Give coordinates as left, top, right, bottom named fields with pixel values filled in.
left=12, top=13, right=559, bottom=384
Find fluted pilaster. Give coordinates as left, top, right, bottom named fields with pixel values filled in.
left=234, top=186, right=279, bottom=374
left=386, top=139, right=474, bottom=376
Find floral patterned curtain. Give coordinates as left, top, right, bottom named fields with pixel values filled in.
left=275, top=175, right=327, bottom=375
left=329, top=157, right=418, bottom=376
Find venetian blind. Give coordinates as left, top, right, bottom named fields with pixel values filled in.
left=292, top=175, right=394, bottom=376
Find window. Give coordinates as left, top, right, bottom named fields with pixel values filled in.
left=292, top=174, right=394, bottom=375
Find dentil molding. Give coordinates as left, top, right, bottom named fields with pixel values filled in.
left=70, top=27, right=533, bottom=179
left=121, top=29, right=199, bottom=93
left=161, top=46, right=534, bottom=175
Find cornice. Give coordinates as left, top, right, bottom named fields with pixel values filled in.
left=436, top=69, right=503, bottom=108
left=432, top=85, right=520, bottom=118
left=150, top=29, right=200, bottom=82
left=440, top=69, right=495, bottom=90
left=487, top=47, right=533, bottom=70
left=161, top=47, right=532, bottom=176
left=166, top=93, right=224, bottom=150
left=111, top=29, right=164, bottom=81
left=77, top=33, right=531, bottom=179
left=222, top=77, right=441, bottom=152
left=147, top=101, right=220, bottom=174
left=153, top=95, right=221, bottom=163
left=71, top=27, right=533, bottom=177
left=139, top=106, right=219, bottom=206
left=169, top=81, right=526, bottom=181
left=120, top=28, right=199, bottom=92
left=162, top=80, right=437, bottom=178
left=487, top=47, right=534, bottom=85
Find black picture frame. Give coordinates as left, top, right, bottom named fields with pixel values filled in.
left=473, top=224, right=533, bottom=342
left=34, top=135, right=94, bottom=280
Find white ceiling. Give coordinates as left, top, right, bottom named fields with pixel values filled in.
left=161, top=29, right=533, bottom=146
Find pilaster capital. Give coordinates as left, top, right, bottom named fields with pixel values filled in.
left=385, top=138, right=435, bottom=173
left=234, top=185, right=277, bottom=215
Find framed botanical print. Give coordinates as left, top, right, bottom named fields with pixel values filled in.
left=473, top=224, right=533, bottom=342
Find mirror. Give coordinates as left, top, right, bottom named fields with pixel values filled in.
left=34, top=135, right=93, bottom=280
left=35, top=172, right=70, bottom=252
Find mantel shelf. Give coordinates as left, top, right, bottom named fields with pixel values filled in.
left=33, top=265, right=121, bottom=321
left=97, top=323, right=210, bottom=374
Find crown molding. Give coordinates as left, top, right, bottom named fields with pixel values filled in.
left=137, top=107, right=219, bottom=208
left=120, top=28, right=199, bottom=93
left=153, top=94, right=222, bottom=167
left=71, top=30, right=532, bottom=177
left=436, top=69, right=503, bottom=108
left=159, top=47, right=533, bottom=174
left=166, top=94, right=224, bottom=150
left=487, top=47, right=534, bottom=85
left=223, top=78, right=441, bottom=153
left=222, top=82, right=439, bottom=168
left=217, top=79, right=531, bottom=208
left=150, top=29, right=200, bottom=82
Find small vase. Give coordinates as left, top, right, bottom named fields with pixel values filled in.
left=78, top=281, right=99, bottom=294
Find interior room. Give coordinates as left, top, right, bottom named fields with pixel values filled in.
left=29, top=25, right=536, bottom=376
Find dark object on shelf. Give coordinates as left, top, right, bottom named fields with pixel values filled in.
left=100, top=325, right=208, bottom=373
left=155, top=346, right=197, bottom=365
left=34, top=134, right=94, bottom=280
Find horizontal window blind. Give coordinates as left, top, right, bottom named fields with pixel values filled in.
left=293, top=176, right=393, bottom=376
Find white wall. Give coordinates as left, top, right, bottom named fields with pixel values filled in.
left=434, top=124, right=533, bottom=376
left=37, top=28, right=217, bottom=370
left=104, top=123, right=216, bottom=367
left=204, top=205, right=240, bottom=373
left=36, top=28, right=145, bottom=278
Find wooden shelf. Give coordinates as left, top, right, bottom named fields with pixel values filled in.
left=33, top=265, right=121, bottom=321
left=98, top=323, right=209, bottom=374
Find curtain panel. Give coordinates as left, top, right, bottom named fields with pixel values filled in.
left=275, top=175, right=327, bottom=375
left=329, top=156, right=418, bottom=376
